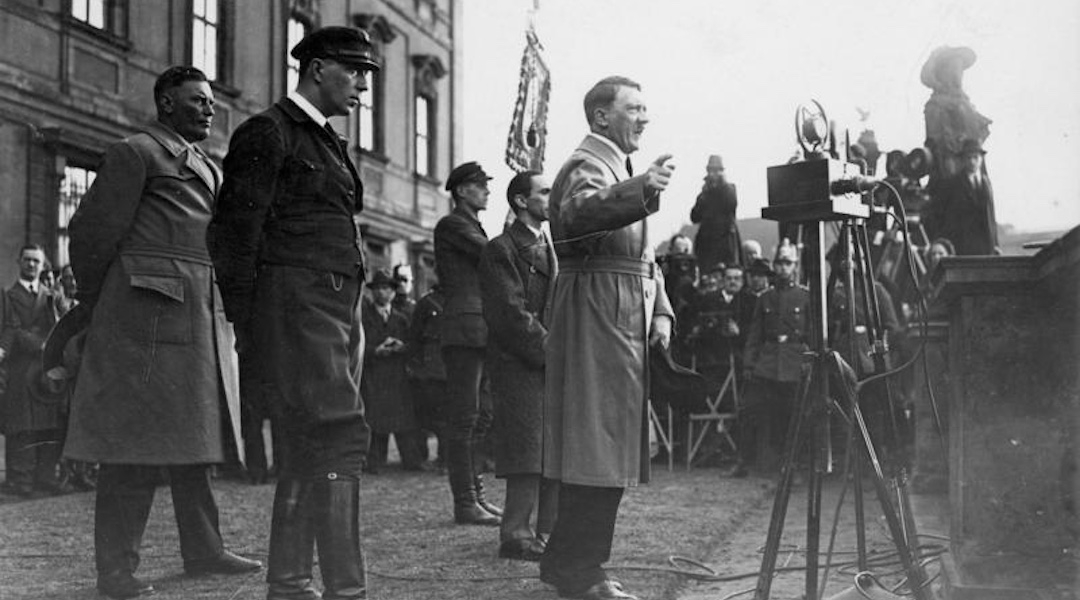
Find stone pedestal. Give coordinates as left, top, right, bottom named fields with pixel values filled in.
left=932, top=230, right=1080, bottom=599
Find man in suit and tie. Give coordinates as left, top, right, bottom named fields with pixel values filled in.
left=541, top=76, right=675, bottom=600
left=0, top=244, right=63, bottom=497
left=479, top=170, right=559, bottom=561
left=209, top=26, right=380, bottom=600
left=434, top=161, right=504, bottom=527
left=64, top=66, right=260, bottom=599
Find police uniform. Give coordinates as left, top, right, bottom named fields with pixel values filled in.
left=742, top=278, right=811, bottom=471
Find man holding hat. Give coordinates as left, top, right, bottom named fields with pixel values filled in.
left=209, top=25, right=379, bottom=600
left=434, top=161, right=503, bottom=526
left=923, top=137, right=999, bottom=255
left=742, top=240, right=811, bottom=474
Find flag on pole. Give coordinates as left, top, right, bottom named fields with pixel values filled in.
left=505, top=25, right=551, bottom=173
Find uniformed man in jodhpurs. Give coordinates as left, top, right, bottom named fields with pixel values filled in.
left=209, top=27, right=379, bottom=600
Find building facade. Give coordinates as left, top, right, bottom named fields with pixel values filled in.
left=0, top=0, right=461, bottom=292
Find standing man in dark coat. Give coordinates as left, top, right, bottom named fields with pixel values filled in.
left=923, top=138, right=999, bottom=255
left=541, top=76, right=675, bottom=600
left=690, top=154, right=742, bottom=271
left=64, top=66, right=260, bottom=599
left=361, top=268, right=421, bottom=473
left=0, top=244, right=63, bottom=497
left=208, top=27, right=379, bottom=600
left=434, top=161, right=502, bottom=526
left=742, top=241, right=811, bottom=474
left=407, top=284, right=448, bottom=468
left=479, top=170, right=559, bottom=561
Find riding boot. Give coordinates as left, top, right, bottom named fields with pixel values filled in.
left=446, top=440, right=499, bottom=525
left=474, top=473, right=503, bottom=517
left=266, top=479, right=320, bottom=600
left=313, top=477, right=367, bottom=600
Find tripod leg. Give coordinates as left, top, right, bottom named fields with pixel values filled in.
left=753, top=371, right=814, bottom=600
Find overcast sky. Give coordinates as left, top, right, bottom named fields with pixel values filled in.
left=461, top=0, right=1080, bottom=244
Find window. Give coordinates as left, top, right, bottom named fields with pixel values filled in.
left=415, top=95, right=433, bottom=177
left=357, top=71, right=381, bottom=152
left=71, top=0, right=105, bottom=28
left=69, top=0, right=128, bottom=38
left=57, top=166, right=96, bottom=268
left=191, top=0, right=220, bottom=80
left=285, top=17, right=308, bottom=92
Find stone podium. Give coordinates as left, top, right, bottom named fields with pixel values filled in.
left=931, top=228, right=1079, bottom=599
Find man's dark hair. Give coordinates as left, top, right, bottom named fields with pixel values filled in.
left=583, top=76, right=640, bottom=127
left=153, top=66, right=208, bottom=107
left=19, top=243, right=46, bottom=258
left=506, top=170, right=541, bottom=210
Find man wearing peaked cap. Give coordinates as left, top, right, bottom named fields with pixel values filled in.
left=209, top=24, right=379, bottom=600
left=435, top=160, right=503, bottom=527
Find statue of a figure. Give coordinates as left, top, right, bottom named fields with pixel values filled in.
left=921, top=46, right=992, bottom=180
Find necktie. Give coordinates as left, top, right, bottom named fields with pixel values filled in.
left=625, top=157, right=634, bottom=177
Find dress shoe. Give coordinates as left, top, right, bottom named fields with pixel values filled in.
left=96, top=570, right=154, bottom=599
left=184, top=549, right=263, bottom=576
left=564, top=579, right=639, bottom=600
left=498, top=538, right=544, bottom=562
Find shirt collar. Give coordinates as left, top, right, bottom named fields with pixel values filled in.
left=288, top=91, right=329, bottom=127
left=587, top=132, right=628, bottom=169
left=19, top=278, right=36, bottom=293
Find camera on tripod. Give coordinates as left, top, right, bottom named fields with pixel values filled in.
left=763, top=100, right=872, bottom=224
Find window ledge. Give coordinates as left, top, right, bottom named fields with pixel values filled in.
left=413, top=172, right=441, bottom=186
left=64, top=16, right=132, bottom=51
left=356, top=148, right=390, bottom=164
left=210, top=80, right=242, bottom=100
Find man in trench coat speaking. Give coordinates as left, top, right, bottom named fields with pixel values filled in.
left=64, top=66, right=261, bottom=599
left=540, top=75, right=675, bottom=600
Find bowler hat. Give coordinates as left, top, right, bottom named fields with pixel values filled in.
left=444, top=161, right=492, bottom=191
left=290, top=26, right=380, bottom=71
left=746, top=258, right=774, bottom=276
left=958, top=138, right=986, bottom=156
left=369, top=268, right=396, bottom=289
left=706, top=155, right=725, bottom=170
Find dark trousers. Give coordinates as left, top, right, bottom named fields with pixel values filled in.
left=411, top=378, right=446, bottom=461
left=540, top=482, right=624, bottom=594
left=94, top=464, right=224, bottom=576
left=368, top=430, right=423, bottom=470
left=275, top=416, right=368, bottom=481
left=742, top=378, right=800, bottom=472
left=440, top=347, right=489, bottom=444
left=4, top=429, right=64, bottom=489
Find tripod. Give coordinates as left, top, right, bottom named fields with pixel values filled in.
left=752, top=220, right=929, bottom=600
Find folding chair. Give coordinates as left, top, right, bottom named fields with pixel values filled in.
left=686, top=360, right=739, bottom=469
left=648, top=400, right=675, bottom=472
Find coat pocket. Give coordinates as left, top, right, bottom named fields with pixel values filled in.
left=122, top=271, right=192, bottom=345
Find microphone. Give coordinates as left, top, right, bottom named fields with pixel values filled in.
left=831, top=175, right=880, bottom=195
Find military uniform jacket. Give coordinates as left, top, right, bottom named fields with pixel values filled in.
left=208, top=97, right=365, bottom=325
left=743, top=280, right=811, bottom=383
left=434, top=207, right=488, bottom=348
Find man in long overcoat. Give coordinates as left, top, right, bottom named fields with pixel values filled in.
left=435, top=161, right=502, bottom=526
left=208, top=27, right=379, bottom=600
left=0, top=245, right=62, bottom=497
left=479, top=170, right=559, bottom=562
left=63, top=66, right=260, bottom=599
left=540, top=76, right=675, bottom=600
left=690, top=155, right=742, bottom=271
left=361, top=268, right=421, bottom=472
left=923, top=138, right=999, bottom=255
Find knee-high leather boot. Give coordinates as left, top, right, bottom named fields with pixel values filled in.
left=266, top=479, right=320, bottom=600
left=314, top=478, right=367, bottom=600
left=446, top=440, right=499, bottom=526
